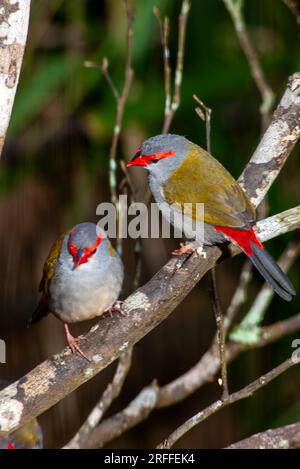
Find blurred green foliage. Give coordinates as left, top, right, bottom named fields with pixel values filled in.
left=9, top=55, right=80, bottom=135
left=4, top=1, right=300, bottom=197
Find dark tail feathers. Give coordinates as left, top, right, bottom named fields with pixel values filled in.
left=28, top=298, right=49, bottom=326
left=249, top=242, right=296, bottom=302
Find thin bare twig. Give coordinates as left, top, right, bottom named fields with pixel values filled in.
left=222, top=0, right=275, bottom=131
left=154, top=0, right=191, bottom=134
left=224, top=259, right=253, bottom=334
left=64, top=347, right=133, bottom=449
left=193, top=94, right=228, bottom=397
left=119, top=159, right=137, bottom=199
left=86, top=1, right=134, bottom=250
left=171, top=0, right=191, bottom=121
left=142, top=0, right=190, bottom=207
left=88, top=0, right=134, bottom=252
left=84, top=58, right=120, bottom=101
left=157, top=312, right=300, bottom=409
left=282, top=0, right=300, bottom=27
left=193, top=94, right=212, bottom=153
left=153, top=8, right=171, bottom=124
left=109, top=0, right=134, bottom=225
left=231, top=236, right=300, bottom=344
left=100, top=57, right=120, bottom=100
left=209, top=268, right=229, bottom=398
left=158, top=357, right=297, bottom=448
left=208, top=260, right=253, bottom=369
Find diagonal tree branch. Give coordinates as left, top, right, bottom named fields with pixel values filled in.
left=63, top=347, right=133, bottom=449
left=226, top=422, right=300, bottom=449
left=0, top=73, right=299, bottom=439
left=157, top=241, right=300, bottom=409
left=77, top=380, right=160, bottom=449
left=70, top=313, right=300, bottom=448
left=0, top=205, right=299, bottom=440
left=158, top=358, right=297, bottom=448
left=238, top=73, right=300, bottom=206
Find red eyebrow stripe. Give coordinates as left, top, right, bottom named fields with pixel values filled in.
left=68, top=238, right=78, bottom=258
left=84, top=231, right=103, bottom=257
left=127, top=149, right=175, bottom=167
left=148, top=150, right=175, bottom=160
left=68, top=229, right=103, bottom=267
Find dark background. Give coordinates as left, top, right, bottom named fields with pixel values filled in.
left=0, top=0, right=299, bottom=448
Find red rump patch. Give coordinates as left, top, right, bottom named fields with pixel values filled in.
left=6, top=442, right=15, bottom=449
left=214, top=226, right=263, bottom=256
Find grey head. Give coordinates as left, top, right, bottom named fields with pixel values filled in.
left=63, top=222, right=109, bottom=269
left=70, top=222, right=105, bottom=247
left=128, top=134, right=190, bottom=185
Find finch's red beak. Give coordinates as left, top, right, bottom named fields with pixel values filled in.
left=127, top=148, right=148, bottom=167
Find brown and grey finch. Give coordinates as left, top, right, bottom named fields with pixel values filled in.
left=127, top=134, right=295, bottom=302
left=30, top=222, right=124, bottom=359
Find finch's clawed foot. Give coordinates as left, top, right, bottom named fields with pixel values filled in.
left=64, top=323, right=90, bottom=361
left=107, top=300, right=127, bottom=317
left=172, top=244, right=195, bottom=256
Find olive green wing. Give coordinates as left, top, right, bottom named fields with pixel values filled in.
left=162, top=144, right=255, bottom=228
left=29, top=231, right=67, bottom=325
left=39, top=230, right=67, bottom=294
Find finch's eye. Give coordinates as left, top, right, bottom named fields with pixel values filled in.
left=151, top=159, right=159, bottom=164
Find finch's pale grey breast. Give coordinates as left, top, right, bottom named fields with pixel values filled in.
left=49, top=237, right=124, bottom=323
